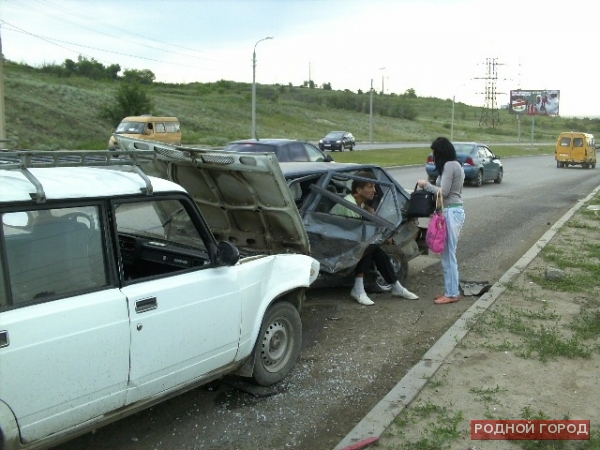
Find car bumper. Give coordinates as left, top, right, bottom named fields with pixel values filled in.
left=462, top=166, right=479, bottom=180
left=425, top=165, right=438, bottom=180
left=321, top=144, right=343, bottom=150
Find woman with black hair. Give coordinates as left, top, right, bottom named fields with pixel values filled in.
left=417, top=137, right=465, bottom=304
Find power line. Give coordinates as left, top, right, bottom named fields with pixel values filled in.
left=1, top=21, right=219, bottom=71
left=43, top=0, right=220, bottom=56
left=36, top=0, right=224, bottom=60
left=6, top=0, right=221, bottom=60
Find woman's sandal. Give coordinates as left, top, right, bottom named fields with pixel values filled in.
left=434, top=295, right=460, bottom=304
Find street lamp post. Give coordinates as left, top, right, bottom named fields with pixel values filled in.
left=251, top=36, right=273, bottom=139
left=379, top=67, right=386, bottom=94
left=369, top=79, right=374, bottom=143
left=451, top=95, right=455, bottom=141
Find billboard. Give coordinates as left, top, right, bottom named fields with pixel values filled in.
left=509, top=89, right=560, bottom=116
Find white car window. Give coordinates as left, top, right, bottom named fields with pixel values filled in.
left=3, top=206, right=107, bottom=306
left=114, top=199, right=210, bottom=282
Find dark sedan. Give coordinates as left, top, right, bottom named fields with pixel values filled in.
left=224, top=139, right=333, bottom=162
left=425, top=142, right=503, bottom=187
left=318, top=131, right=355, bottom=152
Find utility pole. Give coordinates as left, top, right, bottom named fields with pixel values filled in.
left=451, top=95, right=455, bottom=141
left=0, top=27, right=6, bottom=140
left=369, top=79, right=373, bottom=143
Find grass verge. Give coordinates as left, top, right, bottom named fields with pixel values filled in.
left=377, top=192, right=600, bottom=449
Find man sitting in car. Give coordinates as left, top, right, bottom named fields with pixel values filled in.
left=330, top=171, right=419, bottom=305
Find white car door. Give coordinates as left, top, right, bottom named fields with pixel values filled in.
left=112, top=198, right=242, bottom=404
left=122, top=268, right=242, bottom=404
left=0, top=205, right=130, bottom=443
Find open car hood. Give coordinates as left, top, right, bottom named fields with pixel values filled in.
left=114, top=135, right=310, bottom=256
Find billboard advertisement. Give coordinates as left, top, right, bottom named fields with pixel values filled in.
left=509, top=89, right=560, bottom=116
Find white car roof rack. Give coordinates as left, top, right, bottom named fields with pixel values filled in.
left=0, top=150, right=156, bottom=203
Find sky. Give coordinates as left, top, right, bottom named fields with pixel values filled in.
left=1, top=0, right=598, bottom=117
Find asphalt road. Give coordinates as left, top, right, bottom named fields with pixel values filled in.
left=53, top=155, right=599, bottom=450
left=321, top=141, right=552, bottom=151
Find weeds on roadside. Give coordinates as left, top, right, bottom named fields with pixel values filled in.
left=426, top=370, right=448, bottom=389
left=469, top=384, right=507, bottom=403
left=386, top=402, right=465, bottom=450
left=472, top=306, right=594, bottom=361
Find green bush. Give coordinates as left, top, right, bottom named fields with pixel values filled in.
left=100, top=83, right=154, bottom=126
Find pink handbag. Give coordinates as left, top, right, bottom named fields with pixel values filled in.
left=426, top=191, right=447, bottom=254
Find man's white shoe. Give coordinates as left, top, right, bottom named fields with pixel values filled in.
left=392, top=287, right=419, bottom=300
left=350, top=289, right=374, bottom=305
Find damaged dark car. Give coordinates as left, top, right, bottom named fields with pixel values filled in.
left=280, top=162, right=425, bottom=292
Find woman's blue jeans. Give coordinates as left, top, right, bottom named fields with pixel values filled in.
left=442, top=207, right=465, bottom=297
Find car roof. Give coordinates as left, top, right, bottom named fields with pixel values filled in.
left=0, top=166, right=184, bottom=203
left=279, top=161, right=373, bottom=177
left=424, top=142, right=486, bottom=156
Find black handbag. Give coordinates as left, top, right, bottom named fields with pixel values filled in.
left=406, top=183, right=436, bottom=217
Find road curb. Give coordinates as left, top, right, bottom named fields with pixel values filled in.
left=333, top=183, right=600, bottom=450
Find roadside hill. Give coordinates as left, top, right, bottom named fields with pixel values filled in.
left=3, top=61, right=599, bottom=150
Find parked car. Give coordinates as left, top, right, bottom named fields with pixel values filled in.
left=0, top=149, right=319, bottom=450
left=425, top=142, right=503, bottom=187
left=224, top=138, right=333, bottom=162
left=318, top=131, right=355, bottom=151
left=115, top=136, right=427, bottom=295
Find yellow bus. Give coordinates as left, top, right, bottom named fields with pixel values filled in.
left=555, top=132, right=597, bottom=169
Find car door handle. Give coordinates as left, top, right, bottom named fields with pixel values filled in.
left=135, top=297, right=158, bottom=313
left=0, top=330, right=9, bottom=348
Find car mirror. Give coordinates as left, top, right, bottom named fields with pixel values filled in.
left=216, top=241, right=240, bottom=266
left=324, top=155, right=334, bottom=162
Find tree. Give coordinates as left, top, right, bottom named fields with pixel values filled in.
left=122, top=69, right=155, bottom=84
left=404, top=88, right=417, bottom=98
left=63, top=59, right=77, bottom=76
left=100, top=83, right=154, bottom=125
left=322, top=82, right=332, bottom=90
left=106, top=64, right=121, bottom=80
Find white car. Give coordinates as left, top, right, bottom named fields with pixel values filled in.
left=0, top=150, right=319, bottom=450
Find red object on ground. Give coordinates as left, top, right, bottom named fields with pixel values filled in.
left=340, top=437, right=380, bottom=450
